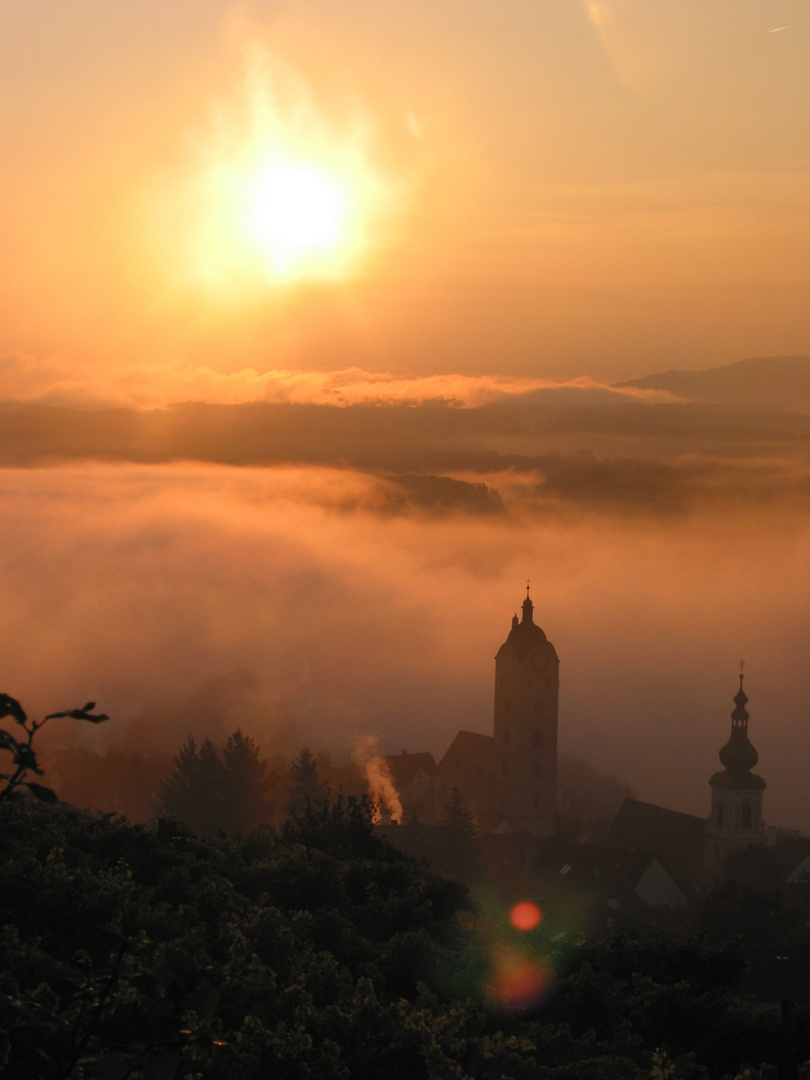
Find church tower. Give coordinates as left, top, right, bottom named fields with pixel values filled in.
left=492, top=585, right=559, bottom=837
left=704, top=670, right=766, bottom=873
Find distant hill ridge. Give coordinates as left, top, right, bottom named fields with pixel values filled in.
left=615, top=355, right=810, bottom=411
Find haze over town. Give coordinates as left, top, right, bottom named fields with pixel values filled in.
left=1, top=1, right=808, bottom=833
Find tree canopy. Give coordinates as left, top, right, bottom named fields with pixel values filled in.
left=2, top=793, right=810, bottom=1077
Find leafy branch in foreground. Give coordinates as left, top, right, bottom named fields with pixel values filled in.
left=0, top=693, right=109, bottom=803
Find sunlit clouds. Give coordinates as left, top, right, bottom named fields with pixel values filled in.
left=0, top=2, right=808, bottom=861
left=0, top=355, right=678, bottom=409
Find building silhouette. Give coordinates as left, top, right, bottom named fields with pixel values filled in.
left=704, top=670, right=767, bottom=872
left=386, top=593, right=770, bottom=888
left=387, top=586, right=559, bottom=836
left=493, top=585, right=559, bottom=836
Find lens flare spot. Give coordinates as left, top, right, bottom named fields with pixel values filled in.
left=510, top=901, right=542, bottom=931
left=488, top=949, right=550, bottom=1008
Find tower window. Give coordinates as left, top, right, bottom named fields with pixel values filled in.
left=716, top=801, right=724, bottom=827
left=503, top=728, right=510, bottom=746
left=533, top=731, right=543, bottom=748
left=742, top=803, right=752, bottom=829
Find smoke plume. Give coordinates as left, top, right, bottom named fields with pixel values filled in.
left=353, top=734, right=404, bottom=824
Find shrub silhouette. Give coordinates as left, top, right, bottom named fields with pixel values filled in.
left=0, top=692, right=108, bottom=803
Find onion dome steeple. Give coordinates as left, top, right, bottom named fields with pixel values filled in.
left=710, top=667, right=765, bottom=791
left=718, top=671, right=759, bottom=776
left=705, top=664, right=766, bottom=873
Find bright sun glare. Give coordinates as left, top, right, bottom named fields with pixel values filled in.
left=176, top=48, right=391, bottom=294
left=246, top=158, right=351, bottom=277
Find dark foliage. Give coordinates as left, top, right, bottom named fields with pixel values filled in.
left=2, top=785, right=810, bottom=1077
left=0, top=693, right=109, bottom=803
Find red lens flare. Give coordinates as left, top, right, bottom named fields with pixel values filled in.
left=487, top=948, right=550, bottom=1008
left=509, top=901, right=542, bottom=931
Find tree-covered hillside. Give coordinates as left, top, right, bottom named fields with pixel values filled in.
left=2, top=793, right=809, bottom=1079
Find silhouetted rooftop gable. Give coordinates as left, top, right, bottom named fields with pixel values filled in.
left=767, top=836, right=810, bottom=882
left=527, top=837, right=686, bottom=923
left=606, top=798, right=706, bottom=883
left=383, top=751, right=437, bottom=789
left=437, top=730, right=494, bottom=777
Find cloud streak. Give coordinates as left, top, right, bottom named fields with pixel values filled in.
left=0, top=355, right=677, bottom=409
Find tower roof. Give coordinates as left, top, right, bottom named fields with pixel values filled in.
left=710, top=671, right=766, bottom=791
left=499, top=584, right=556, bottom=662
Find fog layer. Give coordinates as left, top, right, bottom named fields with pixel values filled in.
left=1, top=461, right=807, bottom=831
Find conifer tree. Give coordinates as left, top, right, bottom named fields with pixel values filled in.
left=440, top=786, right=479, bottom=837
left=221, top=729, right=277, bottom=834
left=438, top=787, right=484, bottom=882
left=157, top=730, right=276, bottom=836
left=286, top=747, right=329, bottom=817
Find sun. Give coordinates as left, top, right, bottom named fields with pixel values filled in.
left=189, top=143, right=384, bottom=290
left=245, top=158, right=352, bottom=278
left=167, top=48, right=393, bottom=294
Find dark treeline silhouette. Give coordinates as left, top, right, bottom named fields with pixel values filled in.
left=286, top=746, right=331, bottom=816
left=6, top=696, right=810, bottom=1076
left=4, top=791, right=810, bottom=1078
left=40, top=734, right=370, bottom=829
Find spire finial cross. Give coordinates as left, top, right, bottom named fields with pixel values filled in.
left=740, top=659, right=745, bottom=682
left=525, top=577, right=531, bottom=596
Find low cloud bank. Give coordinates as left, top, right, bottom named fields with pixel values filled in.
left=1, top=397, right=808, bottom=516
left=0, top=354, right=676, bottom=409
left=0, top=462, right=807, bottom=834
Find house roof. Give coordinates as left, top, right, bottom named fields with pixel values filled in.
left=606, top=798, right=706, bottom=883
left=384, top=751, right=437, bottom=789
left=766, top=836, right=810, bottom=882
left=437, top=730, right=494, bottom=777
left=496, top=590, right=558, bottom=663
left=527, top=837, right=668, bottom=923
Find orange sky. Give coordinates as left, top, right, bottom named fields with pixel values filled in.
left=1, top=0, right=808, bottom=391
